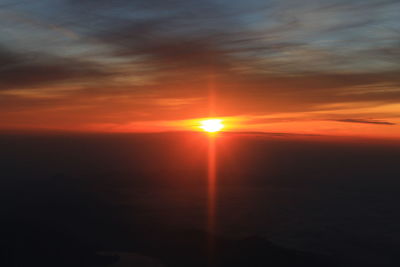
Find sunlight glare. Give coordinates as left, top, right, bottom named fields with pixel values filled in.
left=200, top=119, right=224, bottom=133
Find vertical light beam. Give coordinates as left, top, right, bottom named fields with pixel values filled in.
left=207, top=73, right=217, bottom=265
left=207, top=133, right=217, bottom=262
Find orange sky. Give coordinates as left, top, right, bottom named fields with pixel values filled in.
left=0, top=0, right=399, bottom=139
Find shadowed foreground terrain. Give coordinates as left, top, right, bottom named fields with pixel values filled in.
left=0, top=132, right=399, bottom=266
left=0, top=220, right=333, bottom=267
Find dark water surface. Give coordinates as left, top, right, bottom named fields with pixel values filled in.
left=1, top=132, right=399, bottom=266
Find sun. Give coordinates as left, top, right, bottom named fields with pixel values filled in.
left=200, top=119, right=224, bottom=133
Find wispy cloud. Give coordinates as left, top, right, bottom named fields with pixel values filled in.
left=0, top=0, right=399, bottom=137
left=0, top=46, right=111, bottom=90
left=333, top=118, right=396, bottom=125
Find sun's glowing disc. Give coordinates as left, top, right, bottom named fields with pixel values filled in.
left=200, top=119, right=224, bottom=133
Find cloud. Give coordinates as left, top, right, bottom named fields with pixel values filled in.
left=333, top=119, right=396, bottom=125
left=0, top=0, right=400, bottom=135
left=0, top=46, right=110, bottom=90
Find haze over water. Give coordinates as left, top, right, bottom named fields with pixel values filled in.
left=1, top=132, right=399, bottom=266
